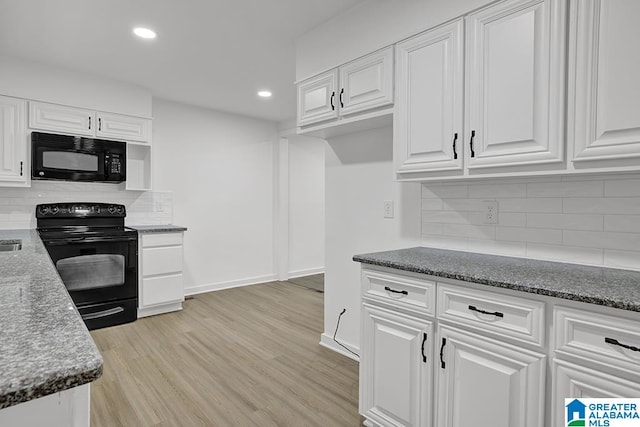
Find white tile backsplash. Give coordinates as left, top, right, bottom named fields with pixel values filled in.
left=0, top=181, right=172, bottom=229
left=421, top=174, right=640, bottom=270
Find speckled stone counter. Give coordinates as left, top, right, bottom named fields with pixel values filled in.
left=353, top=247, right=640, bottom=312
left=0, top=229, right=103, bottom=409
left=129, top=224, right=187, bottom=233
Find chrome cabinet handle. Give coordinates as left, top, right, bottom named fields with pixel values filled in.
left=440, top=337, right=447, bottom=369
left=421, top=332, right=427, bottom=363
left=330, top=92, right=335, bottom=111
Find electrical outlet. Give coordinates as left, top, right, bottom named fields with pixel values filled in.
left=383, top=200, right=394, bottom=218
left=155, top=201, right=164, bottom=213
left=482, top=200, right=498, bottom=224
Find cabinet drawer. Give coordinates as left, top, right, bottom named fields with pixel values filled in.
left=437, top=283, right=545, bottom=347
left=141, top=232, right=183, bottom=248
left=142, top=246, right=183, bottom=276
left=362, top=269, right=435, bottom=316
left=555, top=307, right=640, bottom=374
left=141, top=274, right=183, bottom=306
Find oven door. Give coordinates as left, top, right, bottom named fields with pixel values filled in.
left=42, top=235, right=138, bottom=306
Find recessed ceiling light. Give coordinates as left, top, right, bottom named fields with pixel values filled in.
left=133, top=27, right=156, bottom=39
left=258, top=90, right=272, bottom=98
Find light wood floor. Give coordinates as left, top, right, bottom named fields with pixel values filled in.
left=90, top=280, right=360, bottom=427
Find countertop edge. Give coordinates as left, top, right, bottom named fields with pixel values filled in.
left=0, top=361, right=103, bottom=409
left=129, top=225, right=187, bottom=233
left=353, top=251, right=640, bottom=313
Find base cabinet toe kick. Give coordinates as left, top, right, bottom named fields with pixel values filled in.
left=357, top=265, right=640, bottom=427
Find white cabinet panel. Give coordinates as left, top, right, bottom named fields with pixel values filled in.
left=552, top=360, right=640, bottom=426
left=360, top=302, right=433, bottom=427
left=142, top=246, right=183, bottom=276
left=435, top=325, right=546, bottom=427
left=0, top=95, right=28, bottom=187
left=138, top=231, right=185, bottom=317
left=297, top=70, right=339, bottom=126
left=96, top=112, right=151, bottom=142
left=569, top=0, right=640, bottom=164
left=142, top=274, right=183, bottom=307
left=395, top=19, right=464, bottom=174
left=466, top=0, right=565, bottom=169
left=29, top=101, right=94, bottom=136
left=340, top=47, right=393, bottom=116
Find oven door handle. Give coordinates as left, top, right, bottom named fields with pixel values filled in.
left=42, top=235, right=136, bottom=245
left=81, top=306, right=125, bottom=320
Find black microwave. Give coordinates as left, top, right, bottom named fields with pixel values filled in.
left=32, top=132, right=126, bottom=183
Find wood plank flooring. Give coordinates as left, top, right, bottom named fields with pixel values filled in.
left=90, top=280, right=360, bottom=427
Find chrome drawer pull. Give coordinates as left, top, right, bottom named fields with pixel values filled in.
left=605, top=337, right=640, bottom=352
left=468, top=305, right=503, bottom=318
left=384, top=286, right=408, bottom=296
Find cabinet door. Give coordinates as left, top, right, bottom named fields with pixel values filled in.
left=465, top=0, right=565, bottom=169
left=339, top=47, right=393, bottom=117
left=0, top=96, right=28, bottom=186
left=435, top=325, right=546, bottom=427
left=360, top=302, right=433, bottom=427
left=395, top=19, right=464, bottom=175
left=96, top=112, right=151, bottom=142
left=552, top=360, right=640, bottom=426
left=29, top=101, right=94, bottom=136
left=297, top=69, right=339, bottom=127
left=569, top=0, right=640, bottom=165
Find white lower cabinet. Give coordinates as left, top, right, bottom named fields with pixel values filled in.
left=138, top=232, right=184, bottom=317
left=360, top=302, right=433, bottom=427
left=434, top=324, right=546, bottom=427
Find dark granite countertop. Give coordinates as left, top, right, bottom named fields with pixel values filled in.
left=129, top=224, right=187, bottom=233
left=354, top=247, right=640, bottom=312
left=0, top=229, right=103, bottom=409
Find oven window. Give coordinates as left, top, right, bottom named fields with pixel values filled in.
left=43, top=151, right=99, bottom=172
left=56, top=254, right=125, bottom=290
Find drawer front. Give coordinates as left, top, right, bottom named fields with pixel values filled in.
left=437, top=283, right=545, bottom=347
left=362, top=268, right=435, bottom=316
left=142, top=274, right=183, bottom=306
left=555, top=306, right=640, bottom=373
left=141, top=232, right=183, bottom=248
left=142, top=246, right=183, bottom=276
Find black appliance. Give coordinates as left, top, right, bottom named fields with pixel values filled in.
left=37, top=202, right=138, bottom=330
left=32, top=132, right=126, bottom=183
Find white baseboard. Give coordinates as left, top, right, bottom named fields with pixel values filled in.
left=184, top=273, right=279, bottom=296
left=319, top=332, right=360, bottom=362
left=288, top=267, right=325, bottom=279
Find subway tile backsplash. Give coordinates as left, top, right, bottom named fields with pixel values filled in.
left=0, top=181, right=172, bottom=229
left=421, top=174, right=640, bottom=271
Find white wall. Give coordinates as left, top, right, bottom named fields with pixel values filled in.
left=295, top=0, right=488, bottom=81
left=322, top=126, right=421, bottom=357
left=151, top=98, right=279, bottom=294
left=0, top=55, right=152, bottom=118
left=287, top=135, right=325, bottom=277
left=421, top=174, right=640, bottom=271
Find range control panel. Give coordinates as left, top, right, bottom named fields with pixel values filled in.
left=36, top=203, right=126, bottom=218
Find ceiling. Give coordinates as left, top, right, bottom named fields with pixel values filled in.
left=0, top=0, right=363, bottom=123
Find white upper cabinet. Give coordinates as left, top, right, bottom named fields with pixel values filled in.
left=465, top=0, right=566, bottom=170
left=568, top=0, right=640, bottom=168
left=0, top=95, right=28, bottom=187
left=296, top=47, right=394, bottom=130
left=96, top=112, right=151, bottom=143
left=297, top=70, right=339, bottom=127
left=29, top=101, right=151, bottom=143
left=395, top=19, right=464, bottom=176
left=29, top=101, right=94, bottom=136
left=339, top=47, right=393, bottom=116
